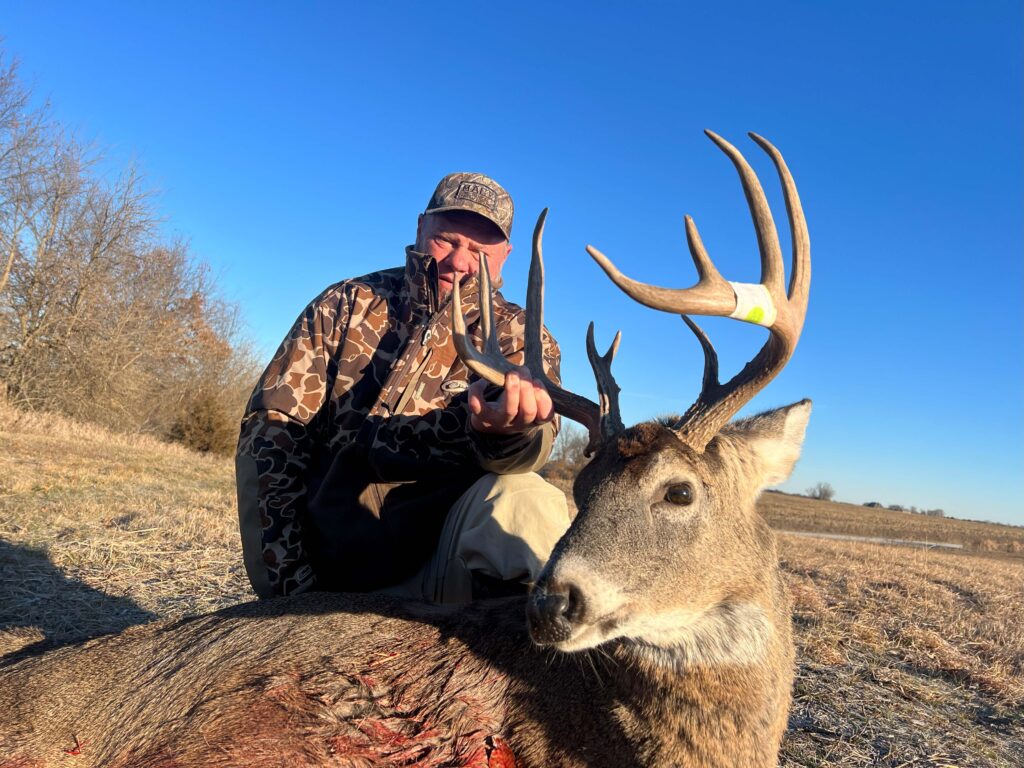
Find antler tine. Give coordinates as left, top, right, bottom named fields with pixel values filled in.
left=476, top=250, right=501, bottom=358
left=586, top=322, right=624, bottom=443
left=585, top=229, right=733, bottom=316
left=681, top=316, right=719, bottom=396
left=748, top=131, right=811, bottom=338
left=526, top=210, right=625, bottom=453
left=703, top=129, right=785, bottom=296
left=452, top=265, right=508, bottom=389
left=524, top=208, right=549, bottom=377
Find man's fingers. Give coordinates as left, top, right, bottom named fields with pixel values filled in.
left=468, top=367, right=556, bottom=434
left=468, top=379, right=487, bottom=415
left=533, top=380, right=554, bottom=423
left=502, top=370, right=521, bottom=425
left=515, top=373, right=538, bottom=427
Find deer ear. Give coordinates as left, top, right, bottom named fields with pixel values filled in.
left=728, top=399, right=812, bottom=488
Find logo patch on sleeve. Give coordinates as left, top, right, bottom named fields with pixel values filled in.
left=441, top=379, right=470, bottom=394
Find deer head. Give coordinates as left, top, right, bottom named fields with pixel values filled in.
left=452, top=130, right=810, bottom=662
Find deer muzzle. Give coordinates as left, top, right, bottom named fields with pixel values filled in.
left=527, top=580, right=584, bottom=646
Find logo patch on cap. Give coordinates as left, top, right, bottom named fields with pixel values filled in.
left=455, top=181, right=498, bottom=209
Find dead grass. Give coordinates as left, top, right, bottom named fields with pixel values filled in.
left=0, top=398, right=250, bottom=655
left=778, top=535, right=1023, bottom=766
left=760, top=492, right=1024, bottom=557
left=2, top=401, right=1022, bottom=765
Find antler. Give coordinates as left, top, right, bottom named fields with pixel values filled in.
left=585, top=130, right=810, bottom=452
left=452, top=209, right=624, bottom=456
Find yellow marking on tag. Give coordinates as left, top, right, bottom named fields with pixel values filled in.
left=745, top=307, right=765, bottom=324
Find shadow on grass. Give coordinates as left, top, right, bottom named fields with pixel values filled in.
left=0, top=538, right=157, bottom=665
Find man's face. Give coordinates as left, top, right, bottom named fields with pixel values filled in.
left=416, top=211, right=512, bottom=296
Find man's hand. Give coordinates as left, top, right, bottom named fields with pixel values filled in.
left=468, top=366, right=555, bottom=435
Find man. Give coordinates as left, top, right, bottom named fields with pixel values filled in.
left=236, top=173, right=570, bottom=602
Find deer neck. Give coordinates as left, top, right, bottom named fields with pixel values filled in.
left=604, top=591, right=793, bottom=767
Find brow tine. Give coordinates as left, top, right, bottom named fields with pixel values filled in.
left=451, top=273, right=507, bottom=386
left=586, top=323, right=624, bottom=438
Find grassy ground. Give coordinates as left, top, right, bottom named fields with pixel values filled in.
left=0, top=400, right=250, bottom=652
left=2, top=400, right=1022, bottom=766
left=778, top=535, right=1022, bottom=766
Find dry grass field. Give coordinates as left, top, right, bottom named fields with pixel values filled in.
left=1, top=399, right=1022, bottom=766
left=759, top=493, right=1024, bottom=557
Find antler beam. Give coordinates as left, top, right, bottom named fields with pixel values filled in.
left=452, top=209, right=624, bottom=455
left=585, top=130, right=810, bottom=451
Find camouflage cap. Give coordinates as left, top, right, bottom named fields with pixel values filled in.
left=424, top=172, right=514, bottom=240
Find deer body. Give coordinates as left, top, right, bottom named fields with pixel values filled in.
left=1, top=131, right=811, bottom=768
left=0, top=411, right=804, bottom=768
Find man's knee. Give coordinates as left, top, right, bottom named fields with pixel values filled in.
left=472, top=471, right=570, bottom=513
left=424, top=472, right=570, bottom=603
left=460, top=471, right=571, bottom=553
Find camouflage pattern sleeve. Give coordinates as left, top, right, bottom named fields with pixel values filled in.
left=237, top=412, right=314, bottom=596
left=468, top=320, right=563, bottom=475
left=236, top=287, right=346, bottom=597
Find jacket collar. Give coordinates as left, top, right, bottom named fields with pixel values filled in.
left=403, top=245, right=502, bottom=324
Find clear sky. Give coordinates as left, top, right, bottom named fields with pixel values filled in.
left=4, top=2, right=1022, bottom=525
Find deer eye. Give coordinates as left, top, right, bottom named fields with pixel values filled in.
left=665, top=482, right=694, bottom=506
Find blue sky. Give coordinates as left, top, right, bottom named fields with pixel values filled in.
left=4, top=2, right=1022, bottom=525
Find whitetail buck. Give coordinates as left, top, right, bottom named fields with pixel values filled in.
left=0, top=130, right=810, bottom=768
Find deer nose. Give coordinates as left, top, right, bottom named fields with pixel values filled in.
left=527, top=581, right=584, bottom=645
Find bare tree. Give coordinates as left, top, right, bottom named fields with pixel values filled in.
left=0, top=53, right=50, bottom=297
left=0, top=51, right=258, bottom=452
left=539, top=421, right=592, bottom=486
left=806, top=481, right=835, bottom=501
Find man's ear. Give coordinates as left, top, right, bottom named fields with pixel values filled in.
left=415, top=213, right=425, bottom=247
left=726, top=399, right=812, bottom=488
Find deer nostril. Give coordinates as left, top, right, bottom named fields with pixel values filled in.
left=565, top=584, right=584, bottom=623
left=526, top=581, right=585, bottom=646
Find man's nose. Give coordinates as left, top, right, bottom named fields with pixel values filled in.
left=449, top=245, right=480, bottom=274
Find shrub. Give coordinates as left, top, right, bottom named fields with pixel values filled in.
left=167, top=390, right=242, bottom=455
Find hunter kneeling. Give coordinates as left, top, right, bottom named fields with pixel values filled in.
left=235, top=173, right=569, bottom=602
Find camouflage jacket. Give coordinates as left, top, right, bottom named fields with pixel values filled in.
left=236, top=247, right=561, bottom=597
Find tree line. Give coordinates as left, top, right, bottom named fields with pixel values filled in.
left=0, top=54, right=258, bottom=454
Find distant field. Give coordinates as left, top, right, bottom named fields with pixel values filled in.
left=759, top=491, right=1024, bottom=557
left=2, top=401, right=1022, bottom=767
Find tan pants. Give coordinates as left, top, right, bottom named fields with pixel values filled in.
left=385, top=472, right=571, bottom=603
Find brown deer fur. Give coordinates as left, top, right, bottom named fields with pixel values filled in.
left=0, top=401, right=810, bottom=768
